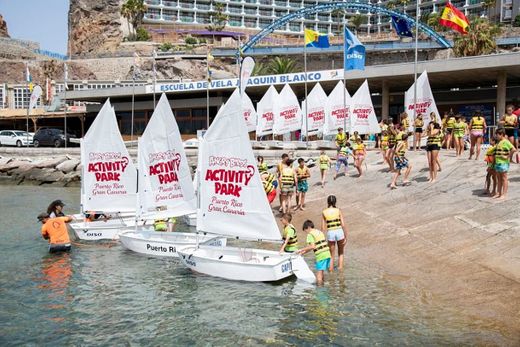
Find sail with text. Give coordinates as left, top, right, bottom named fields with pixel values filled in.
left=198, top=88, right=281, bottom=241
left=301, top=83, right=328, bottom=137
left=324, top=81, right=351, bottom=135
left=137, top=93, right=196, bottom=220
left=256, top=85, right=278, bottom=137
left=405, top=71, right=441, bottom=131
left=81, top=99, right=137, bottom=212
left=242, top=92, right=257, bottom=133
left=350, top=80, right=381, bottom=135
left=273, top=84, right=302, bottom=135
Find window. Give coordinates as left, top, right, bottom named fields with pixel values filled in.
left=0, top=85, right=4, bottom=109
left=14, top=87, right=41, bottom=109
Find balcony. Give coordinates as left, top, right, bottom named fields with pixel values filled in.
left=274, top=0, right=287, bottom=7
left=162, top=0, right=177, bottom=7
left=179, top=2, right=194, bottom=9
left=146, top=0, right=161, bottom=6
left=197, top=3, right=211, bottom=10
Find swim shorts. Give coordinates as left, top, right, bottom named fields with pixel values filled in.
left=495, top=162, right=510, bottom=173
left=426, top=144, right=440, bottom=152
left=327, top=228, right=345, bottom=242
left=267, top=189, right=276, bottom=203
left=335, top=157, right=348, bottom=171
left=446, top=128, right=453, bottom=135
left=415, top=128, right=423, bottom=133
left=471, top=130, right=483, bottom=137
left=394, top=156, right=409, bottom=170
left=49, top=243, right=71, bottom=253
left=297, top=180, right=308, bottom=193
left=505, top=128, right=515, bottom=138
left=272, top=180, right=278, bottom=189
left=281, top=185, right=294, bottom=194
left=320, top=164, right=329, bottom=170
left=315, top=258, right=331, bottom=271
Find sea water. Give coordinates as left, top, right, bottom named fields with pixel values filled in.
left=0, top=186, right=509, bottom=345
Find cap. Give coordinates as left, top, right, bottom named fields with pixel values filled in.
left=37, top=212, right=50, bottom=221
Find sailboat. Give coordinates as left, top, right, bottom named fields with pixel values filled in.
left=119, top=94, right=226, bottom=257
left=69, top=100, right=138, bottom=240
left=177, top=89, right=315, bottom=283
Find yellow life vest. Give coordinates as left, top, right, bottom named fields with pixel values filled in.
left=319, top=155, right=329, bottom=165
left=495, top=139, right=512, bottom=160
left=263, top=179, right=274, bottom=194
left=446, top=117, right=455, bottom=129
left=296, top=166, right=308, bottom=180
left=504, top=114, right=516, bottom=128
left=388, top=134, right=396, bottom=146
left=309, top=229, right=331, bottom=260
left=281, top=167, right=294, bottom=186
left=282, top=224, right=298, bottom=248
left=154, top=218, right=174, bottom=231
left=265, top=172, right=275, bottom=185
left=454, top=122, right=465, bottom=136
left=381, top=135, right=389, bottom=144
left=427, top=131, right=443, bottom=146
left=258, top=162, right=268, bottom=172
left=472, top=117, right=484, bottom=130
left=415, top=118, right=424, bottom=128
left=396, top=141, right=407, bottom=157
left=338, top=146, right=349, bottom=157
left=323, top=207, right=341, bottom=230
left=335, top=132, right=347, bottom=146
left=353, top=143, right=365, bottom=154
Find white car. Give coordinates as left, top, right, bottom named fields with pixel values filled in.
left=0, top=130, right=34, bottom=147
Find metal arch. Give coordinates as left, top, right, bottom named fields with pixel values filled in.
left=240, top=2, right=451, bottom=54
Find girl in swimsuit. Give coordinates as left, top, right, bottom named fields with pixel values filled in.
left=353, top=137, right=366, bottom=178
left=468, top=111, right=487, bottom=160
left=414, top=114, right=424, bottom=151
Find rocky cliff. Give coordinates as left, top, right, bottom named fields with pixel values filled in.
left=68, top=0, right=124, bottom=56
left=0, top=14, right=9, bottom=38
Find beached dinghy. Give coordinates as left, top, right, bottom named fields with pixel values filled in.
left=70, top=100, right=138, bottom=240
left=178, top=89, right=315, bottom=283
left=119, top=94, right=224, bottom=257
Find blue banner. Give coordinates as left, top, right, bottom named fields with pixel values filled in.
left=344, top=28, right=365, bottom=71
left=391, top=16, right=414, bottom=38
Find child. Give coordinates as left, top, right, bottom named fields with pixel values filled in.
left=380, top=131, right=390, bottom=167
left=297, top=220, right=331, bottom=286
left=279, top=213, right=298, bottom=253
left=261, top=171, right=277, bottom=204
left=318, top=150, right=330, bottom=188
left=353, top=137, right=366, bottom=178
left=295, top=158, right=310, bottom=211
left=494, top=128, right=515, bottom=199
left=453, top=115, right=465, bottom=157
left=484, top=136, right=497, bottom=196
left=280, top=158, right=297, bottom=213
left=390, top=133, right=412, bottom=189
left=257, top=156, right=268, bottom=173
left=334, top=142, right=352, bottom=180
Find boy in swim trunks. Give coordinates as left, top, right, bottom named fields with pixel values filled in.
left=295, top=158, right=310, bottom=211
left=484, top=136, right=497, bottom=196
left=334, top=142, right=353, bottom=180
left=494, top=128, right=515, bottom=199
left=298, top=219, right=331, bottom=286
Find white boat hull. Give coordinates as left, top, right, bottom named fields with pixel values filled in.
left=183, top=212, right=197, bottom=227
left=177, top=245, right=298, bottom=282
left=119, top=230, right=226, bottom=257
left=69, top=217, right=136, bottom=241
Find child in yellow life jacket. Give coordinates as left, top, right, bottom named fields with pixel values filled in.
left=279, top=213, right=298, bottom=253
left=353, top=138, right=366, bottom=178
left=318, top=150, right=330, bottom=188
left=484, top=136, right=497, bottom=196
left=261, top=171, right=277, bottom=204
left=390, top=133, right=412, bottom=189
left=280, top=158, right=297, bottom=214
left=257, top=155, right=268, bottom=173
left=297, top=219, right=331, bottom=286
left=295, top=158, right=310, bottom=211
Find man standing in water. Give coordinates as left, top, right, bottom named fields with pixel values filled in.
left=38, top=213, right=73, bottom=253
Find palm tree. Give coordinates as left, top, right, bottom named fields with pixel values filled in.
left=331, top=9, right=345, bottom=34
left=453, top=18, right=501, bottom=57
left=252, top=62, right=269, bottom=76
left=206, top=1, right=229, bottom=32
left=121, top=0, right=147, bottom=38
left=350, top=14, right=366, bottom=35
left=267, top=57, right=297, bottom=75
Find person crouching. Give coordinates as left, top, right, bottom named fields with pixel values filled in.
left=38, top=212, right=73, bottom=253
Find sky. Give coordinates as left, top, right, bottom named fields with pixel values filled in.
left=0, top=0, right=69, bottom=54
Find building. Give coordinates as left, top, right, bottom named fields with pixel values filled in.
left=143, top=0, right=520, bottom=37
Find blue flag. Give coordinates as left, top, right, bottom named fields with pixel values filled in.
left=391, top=16, right=413, bottom=38
left=343, top=27, right=365, bottom=71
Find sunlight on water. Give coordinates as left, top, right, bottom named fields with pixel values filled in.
left=0, top=186, right=509, bottom=345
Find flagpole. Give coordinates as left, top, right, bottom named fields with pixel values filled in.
left=152, top=52, right=156, bottom=110
left=25, top=65, right=29, bottom=148
left=206, top=47, right=210, bottom=129
left=64, top=62, right=68, bottom=148
left=304, top=33, right=309, bottom=145
left=131, top=65, right=135, bottom=144
left=343, top=22, right=347, bottom=135
left=413, top=2, right=419, bottom=150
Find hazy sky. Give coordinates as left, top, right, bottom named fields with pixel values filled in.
left=0, top=0, right=69, bottom=54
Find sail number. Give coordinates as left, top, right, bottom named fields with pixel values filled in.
left=281, top=262, right=292, bottom=273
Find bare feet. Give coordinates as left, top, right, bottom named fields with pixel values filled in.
left=390, top=184, right=397, bottom=190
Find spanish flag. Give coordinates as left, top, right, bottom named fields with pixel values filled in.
left=439, top=3, right=469, bottom=34
left=304, top=28, right=330, bottom=48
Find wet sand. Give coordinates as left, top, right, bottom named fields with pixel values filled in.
left=277, top=149, right=520, bottom=344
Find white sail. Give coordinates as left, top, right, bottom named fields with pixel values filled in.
left=137, top=93, right=196, bottom=219
left=301, top=83, right=327, bottom=137
left=324, top=81, right=351, bottom=135
left=256, top=85, right=278, bottom=137
left=198, top=88, right=281, bottom=241
left=405, top=71, right=441, bottom=131
left=242, top=92, right=257, bottom=133
left=350, top=80, right=381, bottom=135
left=81, top=99, right=137, bottom=212
left=273, top=84, right=302, bottom=135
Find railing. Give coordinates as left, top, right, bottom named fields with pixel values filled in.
left=34, top=49, right=68, bottom=61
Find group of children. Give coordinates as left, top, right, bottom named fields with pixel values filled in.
left=484, top=128, right=516, bottom=200
left=278, top=195, right=347, bottom=285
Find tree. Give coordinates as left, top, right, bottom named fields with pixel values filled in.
left=267, top=57, right=297, bottom=75
left=427, top=12, right=443, bottom=32
left=252, top=62, right=269, bottom=76
left=121, top=0, right=147, bottom=39
left=453, top=18, right=501, bottom=57
left=386, top=0, right=398, bottom=10
left=206, top=1, right=229, bottom=32
left=331, top=9, right=345, bottom=35
left=481, top=0, right=497, bottom=22
left=349, top=14, right=366, bottom=35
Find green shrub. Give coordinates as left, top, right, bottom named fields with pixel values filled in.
left=514, top=14, right=520, bottom=27
left=184, top=36, right=198, bottom=45
left=160, top=42, right=173, bottom=52
left=135, top=27, right=150, bottom=41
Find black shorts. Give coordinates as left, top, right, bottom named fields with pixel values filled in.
left=426, top=144, right=440, bottom=152
left=415, top=128, right=423, bottom=133
left=49, top=244, right=71, bottom=253
left=446, top=128, right=453, bottom=135
left=389, top=143, right=395, bottom=149
left=505, top=128, right=515, bottom=137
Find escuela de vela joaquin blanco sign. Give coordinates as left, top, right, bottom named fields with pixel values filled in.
left=145, top=69, right=346, bottom=94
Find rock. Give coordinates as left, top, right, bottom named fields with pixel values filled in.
left=34, top=156, right=68, bottom=169
left=56, top=159, right=80, bottom=173
left=75, top=164, right=83, bottom=172
left=25, top=167, right=65, bottom=183
left=0, top=14, right=9, bottom=38
left=0, top=160, right=31, bottom=173
left=9, top=164, right=36, bottom=178
left=61, top=171, right=81, bottom=186
left=69, top=0, right=124, bottom=56
left=0, top=157, right=12, bottom=166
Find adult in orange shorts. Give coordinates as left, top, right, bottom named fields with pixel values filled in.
left=38, top=212, right=74, bottom=253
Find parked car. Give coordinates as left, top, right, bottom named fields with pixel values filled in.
left=0, top=130, right=34, bottom=147
left=33, top=128, right=77, bottom=147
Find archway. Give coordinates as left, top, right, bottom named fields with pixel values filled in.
left=240, top=2, right=451, bottom=54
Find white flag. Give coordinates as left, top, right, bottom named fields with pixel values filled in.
left=29, top=85, right=42, bottom=113
left=240, top=57, right=255, bottom=97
